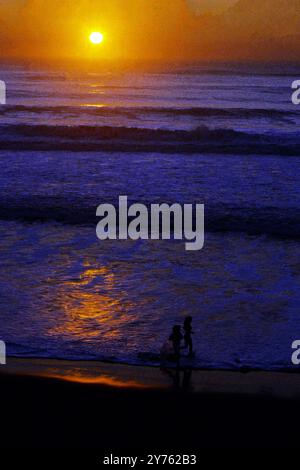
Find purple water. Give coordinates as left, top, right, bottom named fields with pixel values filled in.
left=0, top=63, right=300, bottom=370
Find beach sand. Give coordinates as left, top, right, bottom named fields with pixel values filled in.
left=1, top=357, right=300, bottom=449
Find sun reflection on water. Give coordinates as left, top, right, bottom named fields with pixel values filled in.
left=48, top=261, right=133, bottom=341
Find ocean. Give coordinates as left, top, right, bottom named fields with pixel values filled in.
left=1, top=62, right=300, bottom=370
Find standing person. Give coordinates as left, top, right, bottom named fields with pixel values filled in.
left=169, top=325, right=183, bottom=368
left=183, top=316, right=194, bottom=357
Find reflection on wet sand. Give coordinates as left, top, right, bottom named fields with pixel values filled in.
left=50, top=373, right=149, bottom=389
left=6, top=358, right=300, bottom=398
left=3, top=358, right=164, bottom=389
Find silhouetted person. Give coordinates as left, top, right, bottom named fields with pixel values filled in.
left=183, top=316, right=194, bottom=357
left=169, top=325, right=183, bottom=368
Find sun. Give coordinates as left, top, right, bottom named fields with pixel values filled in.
left=89, top=32, right=104, bottom=45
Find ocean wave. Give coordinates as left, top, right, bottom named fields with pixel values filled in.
left=1, top=123, right=300, bottom=155
left=168, top=67, right=300, bottom=78
left=5, top=349, right=297, bottom=372
left=0, top=104, right=297, bottom=120
left=1, top=201, right=300, bottom=239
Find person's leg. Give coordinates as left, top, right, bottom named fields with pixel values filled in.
left=188, top=337, right=193, bottom=356
left=175, top=345, right=180, bottom=369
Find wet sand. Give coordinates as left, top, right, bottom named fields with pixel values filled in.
left=1, top=357, right=300, bottom=449
left=4, top=357, right=300, bottom=397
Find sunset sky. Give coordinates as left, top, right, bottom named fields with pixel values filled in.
left=0, top=0, right=299, bottom=62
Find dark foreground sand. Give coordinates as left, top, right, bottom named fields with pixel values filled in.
left=2, top=358, right=300, bottom=449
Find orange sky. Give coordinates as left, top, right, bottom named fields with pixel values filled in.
left=0, top=0, right=299, bottom=62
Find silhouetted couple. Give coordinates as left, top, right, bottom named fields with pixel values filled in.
left=169, top=316, right=194, bottom=367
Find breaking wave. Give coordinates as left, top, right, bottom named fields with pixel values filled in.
left=1, top=123, right=300, bottom=155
